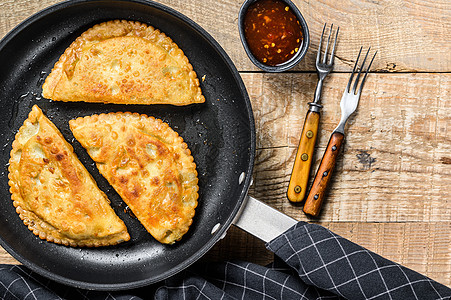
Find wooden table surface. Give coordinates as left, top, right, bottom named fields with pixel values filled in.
left=1, top=0, right=450, bottom=288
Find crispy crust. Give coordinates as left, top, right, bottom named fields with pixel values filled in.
left=42, top=20, right=205, bottom=106
left=8, top=105, right=130, bottom=247
left=69, top=112, right=199, bottom=244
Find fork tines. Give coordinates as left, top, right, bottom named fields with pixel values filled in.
left=317, top=23, right=339, bottom=66
left=347, top=47, right=377, bottom=95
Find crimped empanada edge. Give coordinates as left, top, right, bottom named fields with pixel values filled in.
left=42, top=20, right=205, bottom=104
left=69, top=111, right=199, bottom=244
left=8, top=105, right=130, bottom=247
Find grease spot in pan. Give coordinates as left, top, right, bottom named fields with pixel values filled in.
left=238, top=172, right=245, bottom=185
left=211, top=223, right=221, bottom=235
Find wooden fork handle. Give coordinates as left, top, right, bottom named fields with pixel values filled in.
left=303, top=131, right=344, bottom=216
left=287, top=111, right=320, bottom=202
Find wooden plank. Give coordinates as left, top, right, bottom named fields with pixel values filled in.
left=1, top=0, right=450, bottom=72
left=294, top=0, right=451, bottom=72
left=161, top=0, right=451, bottom=72
left=0, top=248, right=19, bottom=265
left=0, top=0, right=60, bottom=33
left=244, top=72, right=450, bottom=222
left=225, top=71, right=450, bottom=286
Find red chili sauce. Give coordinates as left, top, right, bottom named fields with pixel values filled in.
left=243, top=0, right=303, bottom=66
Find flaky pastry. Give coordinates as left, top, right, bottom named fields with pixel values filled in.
left=69, top=112, right=198, bottom=244
left=42, top=20, right=205, bottom=106
left=8, top=105, right=130, bottom=247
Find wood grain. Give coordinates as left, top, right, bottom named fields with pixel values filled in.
left=245, top=73, right=450, bottom=223
left=303, top=131, right=345, bottom=216
left=287, top=110, right=320, bottom=202
left=1, top=0, right=450, bottom=72
left=156, top=0, right=451, bottom=72
left=0, top=248, right=18, bottom=265
left=241, top=72, right=450, bottom=286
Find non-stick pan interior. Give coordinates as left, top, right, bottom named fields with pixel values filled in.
left=0, top=0, right=255, bottom=290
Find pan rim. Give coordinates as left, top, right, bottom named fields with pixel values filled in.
left=0, top=0, right=256, bottom=291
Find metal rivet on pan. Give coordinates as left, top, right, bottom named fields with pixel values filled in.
left=306, top=130, right=314, bottom=138
left=211, top=223, right=221, bottom=235
left=294, top=185, right=301, bottom=193
left=314, top=194, right=319, bottom=200
left=332, top=145, right=337, bottom=151
left=219, top=231, right=227, bottom=240
left=323, top=171, right=328, bottom=177
left=301, top=153, right=308, bottom=161
left=239, top=172, right=246, bottom=185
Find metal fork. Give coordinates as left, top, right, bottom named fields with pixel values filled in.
left=287, top=23, right=339, bottom=203
left=303, top=47, right=377, bottom=217
left=311, top=23, right=339, bottom=112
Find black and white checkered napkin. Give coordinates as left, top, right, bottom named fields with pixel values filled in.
left=1, top=221, right=450, bottom=299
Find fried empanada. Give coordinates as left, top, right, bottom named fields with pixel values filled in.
left=69, top=112, right=199, bottom=244
left=8, top=105, right=130, bottom=247
left=42, top=20, right=205, bottom=106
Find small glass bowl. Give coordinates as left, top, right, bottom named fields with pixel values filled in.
left=238, top=0, right=310, bottom=72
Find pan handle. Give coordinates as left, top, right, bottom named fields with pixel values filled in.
left=233, top=195, right=297, bottom=243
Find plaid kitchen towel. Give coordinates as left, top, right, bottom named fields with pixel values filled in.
left=1, top=221, right=450, bottom=300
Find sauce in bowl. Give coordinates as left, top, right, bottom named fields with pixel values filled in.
left=243, top=0, right=304, bottom=66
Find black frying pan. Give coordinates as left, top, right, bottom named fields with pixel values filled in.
left=0, top=0, right=256, bottom=290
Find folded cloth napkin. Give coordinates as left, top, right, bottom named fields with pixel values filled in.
left=1, top=221, right=450, bottom=300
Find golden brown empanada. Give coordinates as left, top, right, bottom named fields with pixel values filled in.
left=8, top=105, right=130, bottom=247
left=69, top=112, right=199, bottom=244
left=42, top=20, right=205, bottom=106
